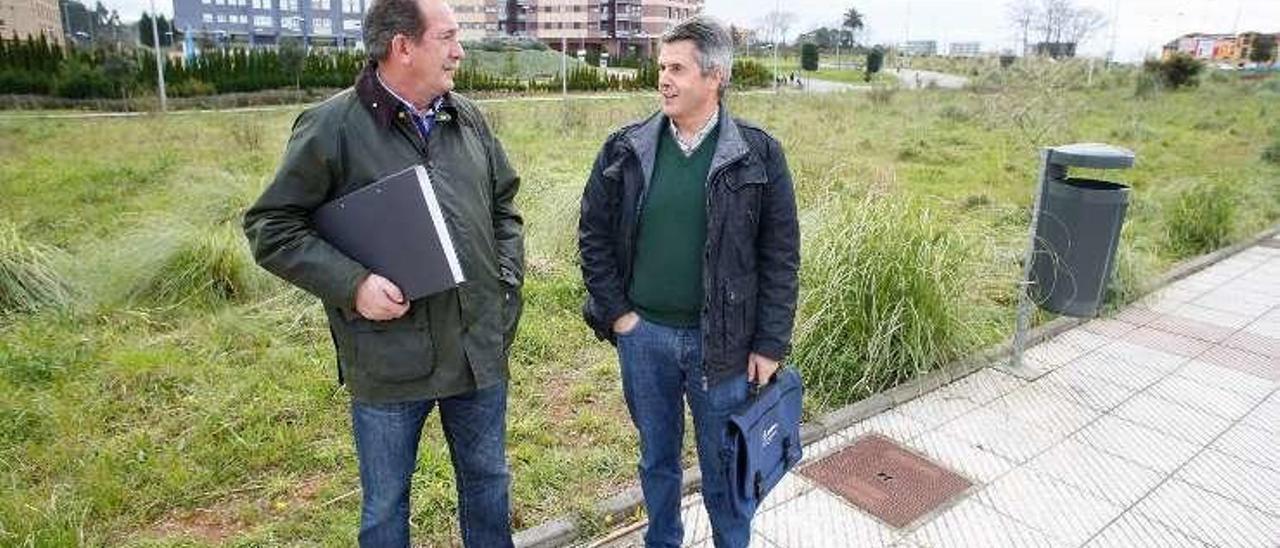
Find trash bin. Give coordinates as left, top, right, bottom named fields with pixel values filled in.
left=1026, top=144, right=1135, bottom=318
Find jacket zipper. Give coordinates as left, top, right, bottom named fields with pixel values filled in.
left=700, top=161, right=739, bottom=385
left=620, top=138, right=745, bottom=387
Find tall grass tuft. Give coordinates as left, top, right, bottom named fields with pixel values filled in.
left=1164, top=180, right=1237, bottom=258
left=867, top=84, right=896, bottom=105
left=0, top=222, right=73, bottom=314
left=126, top=221, right=265, bottom=309
left=791, top=196, right=978, bottom=409
left=1103, top=237, right=1158, bottom=311
left=1263, top=135, right=1280, bottom=166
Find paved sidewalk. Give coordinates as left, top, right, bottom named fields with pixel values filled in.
left=596, top=236, right=1280, bottom=547
left=895, top=69, right=969, bottom=90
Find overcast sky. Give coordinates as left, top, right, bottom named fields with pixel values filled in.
left=707, top=0, right=1280, bottom=61
left=109, top=0, right=1280, bottom=62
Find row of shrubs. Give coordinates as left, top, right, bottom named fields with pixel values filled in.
left=1, top=34, right=772, bottom=99
left=438, top=58, right=771, bottom=94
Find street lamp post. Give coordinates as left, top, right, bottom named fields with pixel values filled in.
left=771, top=0, right=780, bottom=93
left=148, top=0, right=168, bottom=111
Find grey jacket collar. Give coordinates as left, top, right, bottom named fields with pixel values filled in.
left=623, top=102, right=751, bottom=185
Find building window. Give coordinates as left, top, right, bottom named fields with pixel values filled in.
left=343, top=18, right=360, bottom=31
left=203, top=13, right=214, bottom=22
left=282, top=0, right=298, bottom=11
left=216, top=13, right=227, bottom=22
left=254, top=14, right=273, bottom=26
left=313, top=0, right=330, bottom=10
left=313, top=17, right=332, bottom=34
left=343, top=0, right=359, bottom=14
left=282, top=15, right=301, bottom=31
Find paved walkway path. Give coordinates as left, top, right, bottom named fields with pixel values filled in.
left=596, top=236, right=1280, bottom=547
left=894, top=69, right=969, bottom=90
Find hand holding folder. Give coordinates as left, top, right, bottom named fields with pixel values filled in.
left=355, top=273, right=409, bottom=321
left=313, top=165, right=466, bottom=303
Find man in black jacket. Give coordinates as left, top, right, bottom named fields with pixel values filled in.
left=577, top=16, right=800, bottom=548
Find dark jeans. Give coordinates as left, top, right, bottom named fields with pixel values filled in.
left=617, top=317, right=752, bottom=548
left=350, top=382, right=513, bottom=548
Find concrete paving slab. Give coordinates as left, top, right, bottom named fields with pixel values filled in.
left=973, top=467, right=1122, bottom=546
left=1083, top=510, right=1212, bottom=548
left=584, top=238, right=1280, bottom=548
left=1134, top=479, right=1280, bottom=548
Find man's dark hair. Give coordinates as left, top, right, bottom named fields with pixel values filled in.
left=661, top=15, right=734, bottom=96
left=363, top=0, right=425, bottom=62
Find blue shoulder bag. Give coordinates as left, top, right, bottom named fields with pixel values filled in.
left=723, top=366, right=804, bottom=519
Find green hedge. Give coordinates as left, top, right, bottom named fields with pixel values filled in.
left=0, top=34, right=771, bottom=99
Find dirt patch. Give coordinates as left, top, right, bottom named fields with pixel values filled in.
left=150, top=506, right=247, bottom=544
left=142, top=473, right=334, bottom=544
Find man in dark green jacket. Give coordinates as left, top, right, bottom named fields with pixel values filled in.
left=242, top=0, right=522, bottom=544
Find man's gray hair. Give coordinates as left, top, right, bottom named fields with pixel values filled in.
left=662, top=15, right=734, bottom=95
left=363, top=0, right=426, bottom=62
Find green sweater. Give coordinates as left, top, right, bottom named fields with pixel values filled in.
left=628, top=124, right=719, bottom=327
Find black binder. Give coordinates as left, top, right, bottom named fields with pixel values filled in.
left=313, top=165, right=465, bottom=301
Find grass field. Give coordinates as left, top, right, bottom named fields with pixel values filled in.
left=1, top=66, right=1278, bottom=545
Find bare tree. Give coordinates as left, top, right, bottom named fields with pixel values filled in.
left=1006, top=0, right=1037, bottom=56
left=760, top=10, right=798, bottom=47
left=1063, top=6, right=1106, bottom=45
left=1010, top=0, right=1107, bottom=55
left=1035, top=0, right=1073, bottom=44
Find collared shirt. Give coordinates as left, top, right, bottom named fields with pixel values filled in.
left=668, top=110, right=720, bottom=157
left=376, top=71, right=445, bottom=141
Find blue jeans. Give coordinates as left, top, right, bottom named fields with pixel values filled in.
left=350, top=382, right=513, bottom=548
left=617, top=317, right=752, bottom=548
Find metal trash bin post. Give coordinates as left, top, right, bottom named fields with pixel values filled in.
left=1012, top=143, right=1136, bottom=369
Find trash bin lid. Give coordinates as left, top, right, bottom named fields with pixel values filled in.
left=1047, top=143, right=1135, bottom=170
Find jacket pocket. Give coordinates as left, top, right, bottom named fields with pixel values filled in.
left=582, top=295, right=614, bottom=343
left=503, top=283, right=523, bottom=351
left=723, top=272, right=759, bottom=353
left=349, top=306, right=435, bottom=383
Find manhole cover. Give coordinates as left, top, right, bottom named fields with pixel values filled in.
left=800, top=433, right=971, bottom=528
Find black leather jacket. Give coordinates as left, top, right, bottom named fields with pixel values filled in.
left=578, top=104, right=800, bottom=386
